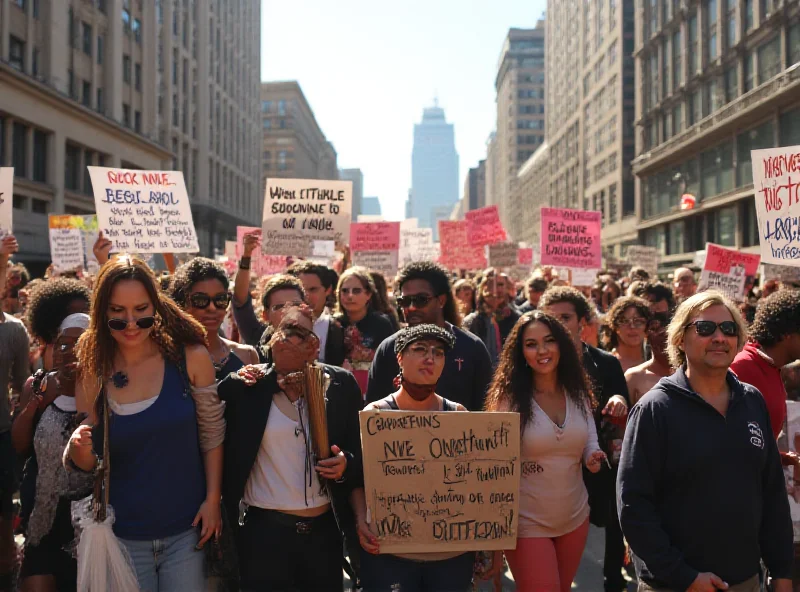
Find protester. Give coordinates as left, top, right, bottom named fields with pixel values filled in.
left=335, top=266, right=395, bottom=394
left=355, top=324, right=473, bottom=592
left=217, top=307, right=362, bottom=592
left=485, top=311, right=606, bottom=592
left=672, top=267, right=697, bottom=301
left=602, top=296, right=651, bottom=373
left=453, top=278, right=476, bottom=318
left=367, top=262, right=492, bottom=411
left=643, top=281, right=675, bottom=314
left=493, top=272, right=522, bottom=338
left=368, top=270, right=401, bottom=332
left=66, top=255, right=224, bottom=591
left=518, top=276, right=549, bottom=313
left=463, top=275, right=505, bottom=365
left=2, top=261, right=30, bottom=316
left=618, top=290, right=793, bottom=592
left=624, top=309, right=674, bottom=405
left=539, top=286, right=630, bottom=592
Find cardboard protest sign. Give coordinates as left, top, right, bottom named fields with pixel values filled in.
left=465, top=206, right=507, bottom=247
left=0, top=168, right=12, bottom=238
left=763, top=263, right=800, bottom=283
left=87, top=167, right=198, bottom=254
left=236, top=226, right=287, bottom=276
left=698, top=243, right=760, bottom=302
left=400, top=227, right=435, bottom=266
left=626, top=245, right=659, bottom=276
left=571, top=268, right=600, bottom=287
left=350, top=222, right=401, bottom=278
left=48, top=215, right=86, bottom=271
left=486, top=242, right=519, bottom=268
left=360, top=410, right=520, bottom=554
left=540, top=207, right=602, bottom=269
left=262, top=178, right=352, bottom=257
left=312, top=240, right=336, bottom=258
left=438, top=220, right=486, bottom=270
left=751, top=146, right=800, bottom=266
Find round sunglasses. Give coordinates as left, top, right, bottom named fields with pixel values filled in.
left=107, top=316, right=156, bottom=332
left=685, top=320, right=738, bottom=337
left=188, top=292, right=232, bottom=310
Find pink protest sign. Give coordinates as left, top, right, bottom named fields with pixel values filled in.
left=698, top=243, right=761, bottom=302
left=539, top=207, right=602, bottom=269
left=350, top=222, right=401, bottom=252
left=236, top=226, right=289, bottom=276
left=438, top=220, right=487, bottom=270
left=465, top=206, right=507, bottom=247
left=518, top=248, right=534, bottom=266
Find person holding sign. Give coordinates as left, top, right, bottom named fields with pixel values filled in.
left=354, top=324, right=475, bottom=592
left=485, top=311, right=606, bottom=592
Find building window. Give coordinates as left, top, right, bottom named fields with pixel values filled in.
left=97, top=0, right=106, bottom=13
left=68, top=70, right=75, bottom=98
left=123, top=103, right=131, bottom=127
left=123, top=55, right=131, bottom=83
left=669, top=220, right=684, bottom=254
left=133, top=18, right=142, bottom=43
left=134, top=111, right=141, bottom=133
left=700, top=142, right=733, bottom=199
left=706, top=78, right=720, bottom=114
left=673, top=103, right=683, bottom=134
left=726, top=0, right=737, bottom=48
left=263, top=119, right=271, bottom=130
left=32, top=48, right=38, bottom=76
left=672, top=29, right=682, bottom=91
left=781, top=108, right=800, bottom=147
left=9, top=36, right=24, bottom=71
left=122, top=3, right=131, bottom=31
left=261, top=100, right=272, bottom=112
left=65, top=143, right=80, bottom=191
left=744, top=0, right=754, bottom=30
left=712, top=206, right=736, bottom=246
left=31, top=198, right=48, bottom=214
left=96, top=88, right=104, bottom=113
left=706, top=0, right=718, bottom=62
left=97, top=35, right=104, bottom=64
left=82, top=150, right=93, bottom=195
left=736, top=120, right=775, bottom=185
left=278, top=100, right=286, bottom=116
left=688, top=12, right=698, bottom=75
left=278, top=151, right=288, bottom=171
left=744, top=51, right=755, bottom=91
left=725, top=66, right=738, bottom=102
left=82, top=22, right=92, bottom=55
left=82, top=81, right=91, bottom=107
left=172, top=49, right=178, bottom=84
left=172, top=94, right=178, bottom=126
left=135, top=63, right=141, bottom=91
left=12, top=123, right=26, bottom=177
left=790, top=22, right=800, bottom=66
left=757, top=36, right=782, bottom=82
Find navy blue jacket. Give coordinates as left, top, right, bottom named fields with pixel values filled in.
left=617, top=366, right=792, bottom=590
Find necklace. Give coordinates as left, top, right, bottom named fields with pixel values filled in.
left=111, top=371, right=129, bottom=388
left=210, top=342, right=232, bottom=372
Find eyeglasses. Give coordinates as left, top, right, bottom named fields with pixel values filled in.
left=406, top=343, right=446, bottom=360
left=189, top=292, right=231, bottom=310
left=340, top=287, right=365, bottom=296
left=685, top=320, right=739, bottom=338
left=396, top=294, right=434, bottom=309
left=269, top=300, right=304, bottom=313
left=107, top=316, right=156, bottom=331
left=618, top=318, right=647, bottom=329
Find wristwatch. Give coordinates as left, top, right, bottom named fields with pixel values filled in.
left=239, top=256, right=251, bottom=270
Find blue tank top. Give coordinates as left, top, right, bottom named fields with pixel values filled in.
left=96, top=362, right=206, bottom=540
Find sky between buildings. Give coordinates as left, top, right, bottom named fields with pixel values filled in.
left=261, top=0, right=548, bottom=221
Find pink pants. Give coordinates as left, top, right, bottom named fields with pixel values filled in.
left=505, top=518, right=590, bottom=592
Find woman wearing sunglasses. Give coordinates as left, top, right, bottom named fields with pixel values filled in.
left=335, top=267, right=395, bottom=395
left=170, top=257, right=259, bottom=379
left=65, top=255, right=224, bottom=592
left=602, top=296, right=652, bottom=373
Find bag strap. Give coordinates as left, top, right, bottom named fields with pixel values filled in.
left=176, top=347, right=192, bottom=397
left=93, top=386, right=111, bottom=522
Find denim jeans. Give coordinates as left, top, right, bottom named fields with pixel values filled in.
left=637, top=574, right=759, bottom=592
left=360, top=552, right=474, bottom=592
left=119, top=527, right=206, bottom=592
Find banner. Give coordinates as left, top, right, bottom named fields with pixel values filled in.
left=751, top=146, right=800, bottom=266
left=698, top=243, right=760, bottom=302
left=540, top=207, right=602, bottom=269
left=438, top=220, right=486, bottom=270
left=399, top=227, right=435, bottom=266
left=262, top=178, right=352, bottom=257
left=626, top=245, right=660, bottom=276
left=87, top=167, right=199, bottom=254
left=359, top=410, right=520, bottom=554
left=48, top=215, right=86, bottom=271
left=236, top=226, right=288, bottom=276
left=0, top=168, right=12, bottom=238
left=486, top=242, right=518, bottom=268
left=465, top=205, right=507, bottom=247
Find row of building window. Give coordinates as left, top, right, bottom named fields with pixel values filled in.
left=263, top=151, right=291, bottom=172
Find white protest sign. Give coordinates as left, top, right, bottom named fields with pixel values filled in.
left=571, top=268, right=600, bottom=287
left=262, top=178, right=352, bottom=257
left=87, top=167, right=199, bottom=253
left=0, top=168, right=12, bottom=238
left=75, top=215, right=100, bottom=273
left=48, top=215, right=85, bottom=271
left=486, top=242, right=519, bottom=268
left=626, top=245, right=660, bottom=276
left=751, top=146, right=800, bottom=266
left=352, top=251, right=399, bottom=278
left=312, top=240, right=336, bottom=258
left=400, top=227, right=435, bottom=266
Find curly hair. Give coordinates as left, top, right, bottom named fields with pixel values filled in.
left=644, top=281, right=676, bottom=311
left=169, top=257, right=229, bottom=307
left=397, top=261, right=460, bottom=326
left=749, top=288, right=800, bottom=348
left=538, top=286, right=592, bottom=322
left=259, top=274, right=305, bottom=312
left=485, top=311, right=595, bottom=429
left=76, top=255, right=207, bottom=408
left=603, top=296, right=652, bottom=349
left=26, top=278, right=91, bottom=344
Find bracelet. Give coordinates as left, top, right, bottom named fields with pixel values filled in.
left=239, top=256, right=251, bottom=270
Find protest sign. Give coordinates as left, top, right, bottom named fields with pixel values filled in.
left=763, top=263, right=800, bottom=283
left=359, top=410, right=520, bottom=554
left=352, top=251, right=399, bottom=278
left=750, top=145, right=800, bottom=266
left=350, top=222, right=401, bottom=277
left=87, top=167, right=199, bottom=254
left=698, top=243, right=760, bottom=302
left=0, top=168, right=12, bottom=238
left=693, top=250, right=707, bottom=268
left=312, top=240, right=336, bottom=258
left=48, top=215, right=86, bottom=271
left=626, top=245, right=660, bottom=276
left=784, top=401, right=800, bottom=541
left=518, top=248, right=534, bottom=267
left=465, top=206, right=507, bottom=247
left=236, top=226, right=288, bottom=276
left=400, top=227, right=435, bottom=266
left=73, top=215, right=100, bottom=272
left=571, top=268, right=600, bottom=287
left=540, top=207, right=602, bottom=269
left=438, top=220, right=486, bottom=270
left=262, top=178, right=352, bottom=257
left=486, top=242, right=519, bottom=268
left=224, top=240, right=237, bottom=260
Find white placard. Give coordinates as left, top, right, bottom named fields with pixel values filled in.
left=751, top=146, right=800, bottom=266
left=626, top=245, right=660, bottom=276
left=399, top=227, right=434, bottom=266
left=0, top=168, right=12, bottom=237
left=49, top=226, right=85, bottom=271
left=352, top=250, right=398, bottom=278
left=87, top=167, right=199, bottom=254
left=312, top=240, right=336, bottom=258
left=570, top=268, right=599, bottom=287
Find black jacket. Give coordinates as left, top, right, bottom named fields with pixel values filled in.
left=617, top=366, right=792, bottom=590
left=217, top=363, right=363, bottom=535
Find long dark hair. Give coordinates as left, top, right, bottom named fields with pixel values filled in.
left=485, top=311, right=595, bottom=429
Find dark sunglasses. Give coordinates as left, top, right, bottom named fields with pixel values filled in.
left=189, top=292, right=231, bottom=310
left=107, top=316, right=156, bottom=332
left=685, top=320, right=738, bottom=337
left=396, top=294, right=434, bottom=309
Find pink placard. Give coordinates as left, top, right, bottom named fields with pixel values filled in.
left=539, top=207, right=602, bottom=269
left=350, top=222, right=401, bottom=252
left=438, top=220, right=487, bottom=270
left=465, top=206, right=508, bottom=247
left=698, top=243, right=761, bottom=301
left=236, top=226, right=289, bottom=276
left=518, top=248, right=534, bottom=266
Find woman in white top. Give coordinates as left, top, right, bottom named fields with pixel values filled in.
left=485, top=311, right=607, bottom=592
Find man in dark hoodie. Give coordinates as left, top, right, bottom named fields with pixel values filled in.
left=618, top=291, right=793, bottom=592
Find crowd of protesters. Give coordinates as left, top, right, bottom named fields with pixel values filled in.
left=0, top=227, right=799, bottom=592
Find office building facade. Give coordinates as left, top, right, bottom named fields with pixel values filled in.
left=339, top=167, right=363, bottom=220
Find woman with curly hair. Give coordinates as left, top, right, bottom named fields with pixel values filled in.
left=65, top=255, right=224, bottom=591
left=170, top=257, right=258, bottom=379
left=602, top=296, right=652, bottom=372
left=485, top=311, right=606, bottom=592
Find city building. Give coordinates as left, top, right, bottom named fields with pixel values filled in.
left=0, top=0, right=262, bottom=265
left=633, top=0, right=800, bottom=273
left=339, top=167, right=363, bottom=220
left=511, top=142, right=549, bottom=247
left=361, top=196, right=381, bottom=217
left=261, top=81, right=338, bottom=187
left=546, top=0, right=637, bottom=260
left=409, top=99, right=459, bottom=241
left=484, top=131, right=498, bottom=208
left=493, top=24, right=546, bottom=239
left=463, top=159, right=486, bottom=212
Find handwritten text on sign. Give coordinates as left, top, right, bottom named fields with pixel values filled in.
left=540, top=207, right=602, bottom=269
left=487, top=242, right=519, bottom=268
left=236, top=226, right=287, bottom=276
left=0, top=168, right=12, bottom=237
left=465, top=206, right=508, bottom=247
left=262, top=178, right=352, bottom=257
left=400, top=227, right=434, bottom=266
left=350, top=222, right=401, bottom=252
left=698, top=243, right=761, bottom=302
left=439, top=220, right=487, bottom=270
left=751, top=146, right=800, bottom=266
left=360, top=410, right=520, bottom=554
left=87, top=167, right=199, bottom=253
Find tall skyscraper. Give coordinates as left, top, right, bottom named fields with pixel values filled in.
left=633, top=1, right=800, bottom=274
left=339, top=168, right=363, bottom=220
left=361, top=196, right=381, bottom=217
left=410, top=100, right=459, bottom=240
left=0, top=0, right=262, bottom=264
left=463, top=159, right=486, bottom=212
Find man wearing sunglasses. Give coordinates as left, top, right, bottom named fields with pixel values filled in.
left=365, top=261, right=493, bottom=411
left=618, top=291, right=793, bottom=592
